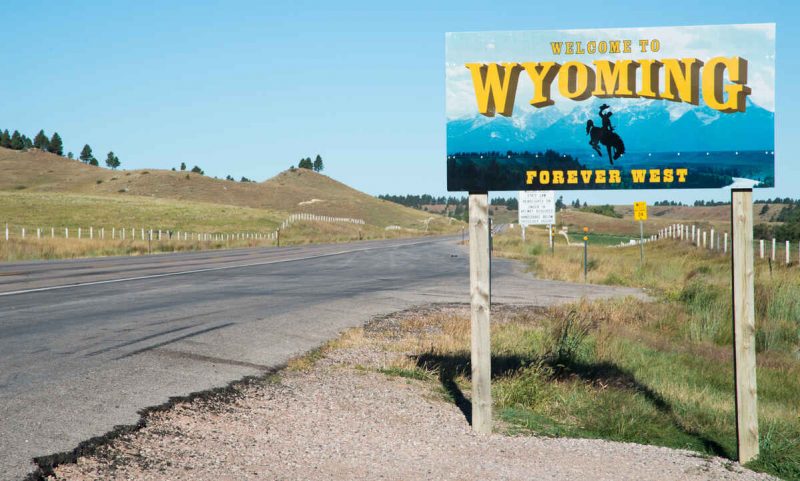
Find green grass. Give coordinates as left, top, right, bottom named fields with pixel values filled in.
left=486, top=308, right=800, bottom=480
left=569, top=232, right=638, bottom=246
left=0, top=191, right=284, bottom=233
left=418, top=228, right=800, bottom=479
left=378, top=366, right=432, bottom=381
left=0, top=191, right=461, bottom=261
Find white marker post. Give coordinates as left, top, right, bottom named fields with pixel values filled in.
left=469, top=193, right=491, bottom=435
left=786, top=241, right=790, bottom=265
left=731, top=189, right=759, bottom=464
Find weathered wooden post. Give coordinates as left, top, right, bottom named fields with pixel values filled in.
left=731, top=188, right=759, bottom=464
left=469, top=193, right=492, bottom=434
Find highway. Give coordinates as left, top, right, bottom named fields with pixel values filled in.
left=0, top=235, right=643, bottom=479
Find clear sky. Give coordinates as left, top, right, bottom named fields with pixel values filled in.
left=0, top=0, right=796, bottom=204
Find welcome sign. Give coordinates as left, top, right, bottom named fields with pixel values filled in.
left=446, top=24, right=775, bottom=192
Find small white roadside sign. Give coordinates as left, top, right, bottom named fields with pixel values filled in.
left=518, top=191, right=555, bottom=226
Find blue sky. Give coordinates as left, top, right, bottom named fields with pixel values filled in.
left=0, top=0, right=797, bottom=204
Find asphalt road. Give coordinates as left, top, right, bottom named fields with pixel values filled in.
left=0, top=236, right=643, bottom=479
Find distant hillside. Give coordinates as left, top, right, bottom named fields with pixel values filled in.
left=614, top=204, right=781, bottom=224
left=0, top=147, right=450, bottom=229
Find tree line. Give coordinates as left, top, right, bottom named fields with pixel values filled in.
left=296, top=154, right=324, bottom=172
left=1, top=128, right=122, bottom=170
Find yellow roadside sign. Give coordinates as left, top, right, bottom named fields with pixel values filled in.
left=634, top=201, right=648, bottom=221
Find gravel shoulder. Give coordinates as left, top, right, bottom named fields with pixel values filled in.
left=47, top=305, right=777, bottom=481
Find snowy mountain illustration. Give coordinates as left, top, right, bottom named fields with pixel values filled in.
left=446, top=97, right=774, bottom=154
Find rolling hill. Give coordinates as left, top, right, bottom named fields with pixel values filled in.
left=0, top=147, right=451, bottom=231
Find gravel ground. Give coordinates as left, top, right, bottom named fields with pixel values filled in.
left=48, top=308, right=778, bottom=481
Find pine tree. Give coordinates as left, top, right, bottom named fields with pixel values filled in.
left=10, top=130, right=24, bottom=150
left=105, top=151, right=120, bottom=169
left=33, top=130, right=49, bottom=151
left=180, top=162, right=186, bottom=171
left=80, top=144, right=94, bottom=164
left=298, top=157, right=313, bottom=169
left=191, top=165, right=204, bottom=175
left=0, top=130, right=10, bottom=148
left=22, top=135, right=32, bottom=149
left=67, top=152, right=74, bottom=160
left=49, top=132, right=64, bottom=155
left=313, top=154, right=324, bottom=172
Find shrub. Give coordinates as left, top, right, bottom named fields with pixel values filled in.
left=547, top=309, right=592, bottom=365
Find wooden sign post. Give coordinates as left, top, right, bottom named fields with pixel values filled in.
left=731, top=188, right=759, bottom=463
left=469, top=193, right=492, bottom=434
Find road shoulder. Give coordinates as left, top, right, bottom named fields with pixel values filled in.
left=43, top=304, right=775, bottom=481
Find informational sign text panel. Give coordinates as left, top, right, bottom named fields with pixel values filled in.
left=519, top=191, right=555, bottom=225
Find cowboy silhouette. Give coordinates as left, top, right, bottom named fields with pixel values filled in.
left=586, top=103, right=625, bottom=164
left=599, top=104, right=614, bottom=132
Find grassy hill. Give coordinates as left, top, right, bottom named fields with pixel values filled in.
left=0, top=147, right=452, bottom=231
left=0, top=147, right=459, bottom=261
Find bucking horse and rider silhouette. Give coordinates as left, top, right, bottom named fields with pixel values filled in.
left=586, top=104, right=625, bottom=165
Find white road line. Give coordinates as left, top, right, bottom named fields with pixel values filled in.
left=0, top=238, right=444, bottom=297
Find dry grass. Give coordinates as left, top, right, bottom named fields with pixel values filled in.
left=0, top=237, right=277, bottom=262
left=0, top=148, right=457, bottom=229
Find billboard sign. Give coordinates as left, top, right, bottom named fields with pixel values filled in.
left=519, top=191, right=555, bottom=225
left=446, top=24, right=775, bottom=192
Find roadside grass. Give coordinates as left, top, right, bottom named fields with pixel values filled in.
left=493, top=228, right=800, bottom=354
left=355, top=302, right=799, bottom=480
left=0, top=238, right=247, bottom=261
left=484, top=227, right=800, bottom=479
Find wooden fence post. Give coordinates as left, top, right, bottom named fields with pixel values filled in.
left=469, top=193, right=492, bottom=434
left=731, top=188, right=759, bottom=464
